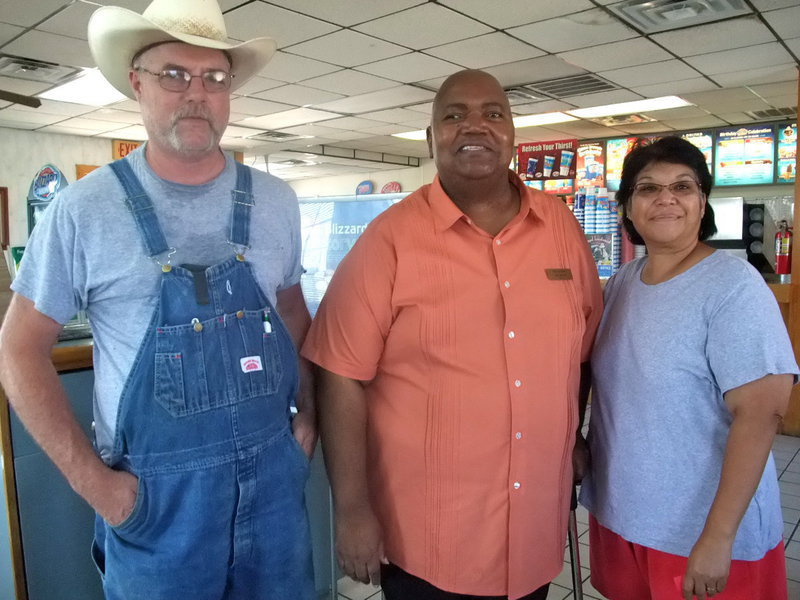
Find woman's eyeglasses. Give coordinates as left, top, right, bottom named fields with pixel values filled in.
left=632, top=179, right=701, bottom=199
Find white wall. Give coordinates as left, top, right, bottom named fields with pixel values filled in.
left=288, top=159, right=437, bottom=198
left=0, top=127, right=114, bottom=246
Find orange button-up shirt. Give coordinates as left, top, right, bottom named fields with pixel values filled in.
left=302, top=173, right=602, bottom=599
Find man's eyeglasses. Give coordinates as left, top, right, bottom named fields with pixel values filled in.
left=136, top=67, right=234, bottom=93
left=632, top=179, right=702, bottom=199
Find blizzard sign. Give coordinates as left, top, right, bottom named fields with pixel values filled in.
left=31, top=164, right=65, bottom=201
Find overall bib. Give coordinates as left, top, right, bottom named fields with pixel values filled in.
left=92, top=158, right=315, bottom=599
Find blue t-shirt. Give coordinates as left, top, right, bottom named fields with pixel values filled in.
left=580, top=251, right=798, bottom=560
left=12, top=146, right=303, bottom=460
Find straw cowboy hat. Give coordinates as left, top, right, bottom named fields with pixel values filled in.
left=87, top=0, right=276, bottom=99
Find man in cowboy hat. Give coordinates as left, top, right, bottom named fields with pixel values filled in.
left=0, top=0, right=317, bottom=597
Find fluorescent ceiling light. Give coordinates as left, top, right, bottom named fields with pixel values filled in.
left=567, top=96, right=691, bottom=119
left=513, top=112, right=577, bottom=128
left=392, top=129, right=428, bottom=141
left=39, top=68, right=127, bottom=106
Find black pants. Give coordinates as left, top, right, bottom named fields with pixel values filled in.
left=380, top=563, right=550, bottom=600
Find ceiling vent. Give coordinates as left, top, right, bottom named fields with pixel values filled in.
left=505, top=86, right=543, bottom=105
left=523, top=74, right=618, bottom=99
left=590, top=113, right=657, bottom=127
left=610, top=0, right=752, bottom=34
left=745, top=107, right=797, bottom=120
left=0, top=55, right=78, bottom=84
left=247, top=130, right=308, bottom=142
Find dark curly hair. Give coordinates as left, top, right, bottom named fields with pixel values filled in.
left=617, top=136, right=717, bottom=245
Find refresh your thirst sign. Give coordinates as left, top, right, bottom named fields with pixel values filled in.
left=516, top=139, right=577, bottom=181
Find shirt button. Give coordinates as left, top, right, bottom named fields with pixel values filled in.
left=495, top=239, right=502, bottom=245
left=514, top=379, right=522, bottom=388
left=508, top=331, right=515, bottom=339
left=515, top=432, right=522, bottom=440
left=513, top=482, right=521, bottom=490
left=504, top=281, right=511, bottom=288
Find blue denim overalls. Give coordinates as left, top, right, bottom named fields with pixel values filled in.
left=91, top=158, right=315, bottom=599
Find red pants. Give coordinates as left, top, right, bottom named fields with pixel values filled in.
left=588, top=515, right=787, bottom=600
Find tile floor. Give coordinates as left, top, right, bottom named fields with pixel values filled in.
left=335, top=432, right=800, bottom=600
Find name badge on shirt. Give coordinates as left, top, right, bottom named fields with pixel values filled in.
left=546, top=268, right=573, bottom=281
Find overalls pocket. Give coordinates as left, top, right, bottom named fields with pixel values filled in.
left=110, top=475, right=147, bottom=535
left=154, top=307, right=284, bottom=416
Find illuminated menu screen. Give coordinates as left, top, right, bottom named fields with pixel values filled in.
left=681, top=131, right=714, bottom=174
left=605, top=137, right=637, bottom=192
left=714, top=125, right=775, bottom=186
left=777, top=122, right=797, bottom=184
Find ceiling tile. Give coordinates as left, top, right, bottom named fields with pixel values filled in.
left=685, top=42, right=793, bottom=76
left=36, top=1, right=94, bottom=40
left=287, top=30, right=408, bottom=68
left=253, top=84, right=344, bottom=106
left=629, top=77, right=718, bottom=98
left=600, top=60, right=701, bottom=88
left=318, top=129, right=376, bottom=141
left=266, top=0, right=425, bottom=27
left=0, top=0, right=68, bottom=27
left=515, top=128, right=578, bottom=143
left=438, top=0, right=595, bottom=29
left=0, top=22, right=23, bottom=46
left=300, top=70, right=399, bottom=96
left=424, top=33, right=543, bottom=70
left=511, top=99, right=576, bottom=114
left=275, top=123, right=348, bottom=137
left=616, top=122, right=675, bottom=134
left=545, top=120, right=628, bottom=138
left=0, top=75, right=51, bottom=96
left=229, top=96, right=294, bottom=116
left=715, top=112, right=758, bottom=124
left=482, top=55, right=589, bottom=87
left=358, top=52, right=459, bottom=83
left=682, top=87, right=762, bottom=104
left=12, top=98, right=96, bottom=117
left=315, top=116, right=385, bottom=130
left=224, top=2, right=339, bottom=48
left=357, top=108, right=428, bottom=123
left=558, top=38, right=672, bottom=72
left=695, top=97, right=772, bottom=113
left=508, top=9, right=637, bottom=53
left=355, top=4, right=492, bottom=50
left=783, top=36, right=800, bottom=56
left=312, top=85, right=434, bottom=114
left=559, top=90, right=643, bottom=109
left=761, top=5, right=800, bottom=39
left=710, top=63, right=799, bottom=87
left=85, top=108, right=142, bottom=124
left=0, top=118, right=40, bottom=130
left=57, top=116, right=127, bottom=132
left=405, top=102, right=433, bottom=114
left=95, top=124, right=148, bottom=140
left=4, top=30, right=95, bottom=68
left=641, top=106, right=711, bottom=119
left=234, top=76, right=286, bottom=97
left=238, top=107, right=342, bottom=130
left=258, top=52, right=339, bottom=83
left=360, top=123, right=409, bottom=136
left=0, top=107, right=64, bottom=125
left=108, top=99, right=141, bottom=112
left=748, top=81, right=797, bottom=97
left=651, top=16, right=775, bottom=56
left=660, top=116, right=728, bottom=130
left=749, top=0, right=800, bottom=8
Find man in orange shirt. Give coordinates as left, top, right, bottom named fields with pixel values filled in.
left=301, top=69, right=602, bottom=600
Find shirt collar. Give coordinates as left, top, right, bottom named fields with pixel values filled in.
left=428, top=171, right=543, bottom=233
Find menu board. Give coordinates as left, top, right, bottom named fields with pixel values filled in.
left=680, top=130, right=714, bottom=174
left=576, top=142, right=605, bottom=190
left=605, top=137, right=638, bottom=192
left=777, top=122, right=797, bottom=183
left=715, top=125, right=775, bottom=186
left=516, top=139, right=577, bottom=181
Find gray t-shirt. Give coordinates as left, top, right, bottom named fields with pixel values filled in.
left=580, top=250, right=798, bottom=560
left=12, top=146, right=303, bottom=461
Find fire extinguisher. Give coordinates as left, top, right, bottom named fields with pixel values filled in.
left=775, top=220, right=792, bottom=275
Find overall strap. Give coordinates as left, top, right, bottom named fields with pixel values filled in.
left=109, top=158, right=171, bottom=259
left=229, top=162, right=254, bottom=251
